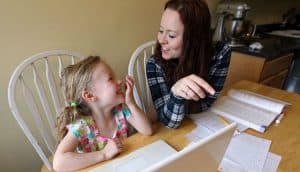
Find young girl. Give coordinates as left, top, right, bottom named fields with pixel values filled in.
left=53, top=56, right=152, bottom=171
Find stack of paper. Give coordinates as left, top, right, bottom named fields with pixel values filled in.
left=187, top=111, right=248, bottom=142
left=211, top=89, right=290, bottom=132
left=219, top=133, right=281, bottom=172
left=187, top=111, right=282, bottom=172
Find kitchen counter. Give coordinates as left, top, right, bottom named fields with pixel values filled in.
left=225, top=32, right=297, bottom=88
left=232, top=35, right=300, bottom=61
left=226, top=24, right=300, bottom=92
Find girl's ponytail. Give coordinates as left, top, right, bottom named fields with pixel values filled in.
left=56, top=103, right=81, bottom=142
left=55, top=56, right=101, bottom=143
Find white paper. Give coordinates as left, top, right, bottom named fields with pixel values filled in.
left=212, top=89, right=290, bottom=133
left=219, top=158, right=247, bottom=172
left=189, top=111, right=227, bottom=132
left=187, top=111, right=230, bottom=142
left=228, top=89, right=289, bottom=114
left=222, top=133, right=271, bottom=172
left=186, top=125, right=214, bottom=142
left=235, top=123, right=248, bottom=133
left=212, top=96, right=278, bottom=132
left=220, top=152, right=281, bottom=172
left=262, top=152, right=282, bottom=172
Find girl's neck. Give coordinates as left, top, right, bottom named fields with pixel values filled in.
left=92, top=107, right=117, bottom=138
left=92, top=108, right=114, bottom=124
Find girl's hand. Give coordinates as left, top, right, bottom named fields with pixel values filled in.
left=125, top=75, right=135, bottom=107
left=103, top=138, right=123, bottom=160
left=171, top=74, right=215, bottom=101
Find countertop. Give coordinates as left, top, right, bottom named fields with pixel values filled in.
left=232, top=35, right=300, bottom=61
left=231, top=23, right=300, bottom=60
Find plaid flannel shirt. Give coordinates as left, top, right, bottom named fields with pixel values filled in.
left=146, top=42, right=231, bottom=128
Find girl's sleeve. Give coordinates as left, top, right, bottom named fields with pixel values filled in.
left=67, top=122, right=82, bottom=140
left=146, top=57, right=185, bottom=128
left=66, top=118, right=90, bottom=140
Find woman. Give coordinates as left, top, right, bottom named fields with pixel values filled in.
left=146, top=0, right=231, bottom=128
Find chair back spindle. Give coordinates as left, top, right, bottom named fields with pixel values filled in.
left=8, top=50, right=85, bottom=170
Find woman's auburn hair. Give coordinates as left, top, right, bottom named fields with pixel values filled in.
left=154, top=0, right=213, bottom=87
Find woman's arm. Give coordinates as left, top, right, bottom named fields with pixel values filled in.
left=185, top=43, right=231, bottom=113
left=174, top=43, right=231, bottom=113
left=125, top=76, right=153, bottom=135
left=53, top=131, right=122, bottom=172
left=146, top=57, right=186, bottom=128
left=207, top=43, right=231, bottom=101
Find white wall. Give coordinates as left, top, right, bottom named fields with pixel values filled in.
left=0, top=0, right=167, bottom=171
left=1, top=0, right=298, bottom=171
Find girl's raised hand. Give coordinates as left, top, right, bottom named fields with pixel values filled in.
left=171, top=74, right=215, bottom=101
left=124, top=75, right=135, bottom=107
left=102, top=138, right=123, bottom=160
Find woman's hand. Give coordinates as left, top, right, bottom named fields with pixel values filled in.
left=125, top=75, right=136, bottom=107
left=102, top=138, right=124, bottom=160
left=171, top=74, right=215, bottom=101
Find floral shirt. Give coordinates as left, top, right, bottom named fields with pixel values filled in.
left=67, top=104, right=131, bottom=153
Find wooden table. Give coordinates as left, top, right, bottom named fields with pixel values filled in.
left=42, top=80, right=300, bottom=172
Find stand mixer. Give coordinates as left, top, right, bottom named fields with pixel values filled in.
left=213, top=2, right=251, bottom=47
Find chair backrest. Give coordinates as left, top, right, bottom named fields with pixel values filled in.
left=128, top=41, right=156, bottom=113
left=8, top=50, right=85, bottom=170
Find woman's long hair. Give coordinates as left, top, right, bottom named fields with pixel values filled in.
left=56, top=56, right=101, bottom=142
left=154, top=0, right=212, bottom=87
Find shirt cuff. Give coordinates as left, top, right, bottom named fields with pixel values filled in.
left=170, top=91, right=185, bottom=102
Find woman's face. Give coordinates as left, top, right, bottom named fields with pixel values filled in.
left=158, top=8, right=184, bottom=60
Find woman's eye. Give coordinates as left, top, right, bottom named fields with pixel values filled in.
left=158, top=30, right=163, bottom=34
left=168, top=34, right=175, bottom=39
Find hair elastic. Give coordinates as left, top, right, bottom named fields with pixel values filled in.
left=70, top=102, right=78, bottom=108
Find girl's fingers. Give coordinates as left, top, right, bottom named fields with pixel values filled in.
left=126, top=75, right=134, bottom=85
left=126, top=82, right=132, bottom=92
left=125, top=77, right=133, bottom=89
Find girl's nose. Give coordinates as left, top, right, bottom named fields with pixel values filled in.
left=117, top=79, right=122, bottom=85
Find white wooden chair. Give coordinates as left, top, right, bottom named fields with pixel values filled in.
left=7, top=50, right=85, bottom=171
left=128, top=41, right=156, bottom=113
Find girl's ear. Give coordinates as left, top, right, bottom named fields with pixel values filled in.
left=81, top=89, right=97, bottom=102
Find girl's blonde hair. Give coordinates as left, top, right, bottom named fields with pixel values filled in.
left=56, top=56, right=101, bottom=142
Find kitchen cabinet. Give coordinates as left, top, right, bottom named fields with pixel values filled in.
left=224, top=52, right=293, bottom=89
